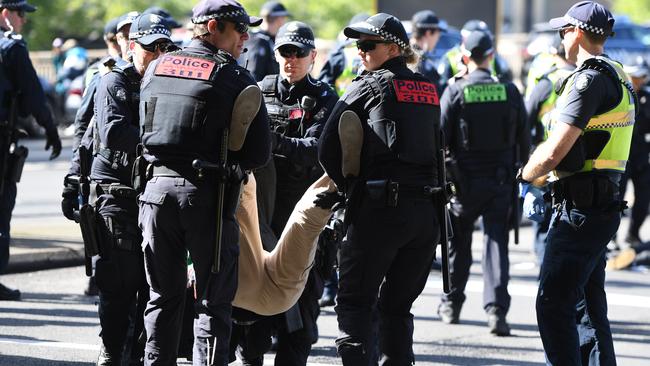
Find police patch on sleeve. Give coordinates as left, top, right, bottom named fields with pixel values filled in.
left=574, top=73, right=593, bottom=93
left=114, top=87, right=127, bottom=102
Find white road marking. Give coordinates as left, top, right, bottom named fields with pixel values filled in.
left=426, top=276, right=650, bottom=309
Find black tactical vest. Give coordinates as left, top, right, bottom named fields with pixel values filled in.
left=456, top=78, right=517, bottom=152
left=0, top=35, right=19, bottom=121
left=140, top=50, right=230, bottom=163
left=365, top=68, right=440, bottom=165
left=260, top=75, right=306, bottom=137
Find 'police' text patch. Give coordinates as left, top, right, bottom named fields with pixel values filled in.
left=463, top=83, right=507, bottom=103
left=393, top=80, right=439, bottom=105
left=155, top=55, right=216, bottom=81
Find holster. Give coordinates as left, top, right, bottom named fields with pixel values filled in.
left=6, top=145, right=28, bottom=183
left=131, top=154, right=152, bottom=194
left=366, top=179, right=399, bottom=207
left=78, top=204, right=100, bottom=276
left=445, top=158, right=466, bottom=198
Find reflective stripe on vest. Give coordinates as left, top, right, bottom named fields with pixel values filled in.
left=548, top=57, right=635, bottom=180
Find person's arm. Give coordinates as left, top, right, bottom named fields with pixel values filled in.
left=95, top=72, right=139, bottom=153
left=72, top=72, right=99, bottom=152
left=525, top=78, right=553, bottom=146
left=8, top=41, right=61, bottom=158
left=521, top=122, right=582, bottom=181
left=273, top=88, right=339, bottom=166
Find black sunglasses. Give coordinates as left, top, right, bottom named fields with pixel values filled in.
left=559, top=26, right=574, bottom=40
left=278, top=46, right=310, bottom=59
left=138, top=40, right=167, bottom=53
left=230, top=21, right=249, bottom=34
left=356, top=39, right=392, bottom=52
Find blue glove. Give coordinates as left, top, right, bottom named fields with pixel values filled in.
left=520, top=183, right=546, bottom=223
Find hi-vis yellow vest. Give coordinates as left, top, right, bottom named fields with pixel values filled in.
left=546, top=56, right=635, bottom=181
left=539, top=66, right=575, bottom=141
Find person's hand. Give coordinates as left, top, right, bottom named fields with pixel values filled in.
left=314, top=191, right=345, bottom=211
left=521, top=183, right=546, bottom=223
left=45, top=128, right=62, bottom=160
left=61, top=182, right=78, bottom=221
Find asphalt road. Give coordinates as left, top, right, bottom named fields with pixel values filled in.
left=0, top=137, right=649, bottom=365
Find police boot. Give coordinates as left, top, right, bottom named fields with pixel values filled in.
left=437, top=301, right=461, bottom=324
left=0, top=283, right=20, bottom=301
left=486, top=306, right=511, bottom=336
left=84, top=276, right=99, bottom=296
left=338, top=110, right=363, bottom=178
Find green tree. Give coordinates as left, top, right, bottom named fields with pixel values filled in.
left=612, top=0, right=650, bottom=24
left=22, top=0, right=373, bottom=50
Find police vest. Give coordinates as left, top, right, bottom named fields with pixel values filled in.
left=445, top=46, right=498, bottom=78
left=455, top=77, right=517, bottom=152
left=538, top=66, right=575, bottom=141
left=335, top=44, right=363, bottom=96
left=260, top=74, right=308, bottom=138
left=140, top=50, right=231, bottom=164
left=364, top=68, right=440, bottom=166
left=524, top=52, right=557, bottom=99
left=0, top=33, right=21, bottom=120
left=548, top=56, right=636, bottom=181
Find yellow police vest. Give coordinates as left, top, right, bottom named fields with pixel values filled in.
left=546, top=56, right=635, bottom=181
left=445, top=46, right=498, bottom=78
left=538, top=66, right=575, bottom=141
left=335, top=44, right=363, bottom=96
left=524, top=52, right=558, bottom=99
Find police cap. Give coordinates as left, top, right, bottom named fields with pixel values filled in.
left=0, top=0, right=36, bottom=12
left=461, top=30, right=494, bottom=59
left=129, top=13, right=172, bottom=46
left=549, top=1, right=614, bottom=37
left=412, top=10, right=445, bottom=32
left=117, top=11, right=140, bottom=33
left=192, top=0, right=262, bottom=26
left=461, top=19, right=490, bottom=38
left=142, top=6, right=182, bottom=29
left=260, top=1, right=290, bottom=18
left=275, top=21, right=315, bottom=50
left=104, top=17, right=121, bottom=38
left=344, top=13, right=409, bottom=50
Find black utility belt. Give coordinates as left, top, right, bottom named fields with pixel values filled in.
left=94, top=182, right=138, bottom=199
left=551, top=175, right=618, bottom=209
left=365, top=179, right=440, bottom=207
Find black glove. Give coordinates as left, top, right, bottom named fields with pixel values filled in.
left=45, top=128, right=62, bottom=160
left=314, top=191, right=346, bottom=211
left=61, top=182, right=78, bottom=221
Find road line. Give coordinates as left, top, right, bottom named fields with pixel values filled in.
left=425, top=277, right=650, bottom=309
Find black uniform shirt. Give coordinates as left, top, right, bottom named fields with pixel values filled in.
left=0, top=30, right=54, bottom=132
left=440, top=68, right=529, bottom=175
left=317, top=40, right=348, bottom=88
left=629, top=87, right=650, bottom=165
left=272, top=75, right=338, bottom=167
left=241, top=30, right=279, bottom=81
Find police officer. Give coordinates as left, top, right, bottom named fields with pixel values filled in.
left=90, top=13, right=174, bottom=365
left=519, top=2, right=634, bottom=363
left=620, top=57, right=650, bottom=246
left=231, top=20, right=338, bottom=366
left=0, top=0, right=61, bottom=301
left=318, top=13, right=442, bottom=365
left=241, top=1, right=290, bottom=81
left=138, top=0, right=271, bottom=364
left=524, top=36, right=575, bottom=264
left=437, top=30, right=529, bottom=336
left=437, top=20, right=512, bottom=92
left=317, top=13, right=368, bottom=96
left=410, top=10, right=444, bottom=91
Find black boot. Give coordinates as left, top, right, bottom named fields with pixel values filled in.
left=0, top=283, right=20, bottom=301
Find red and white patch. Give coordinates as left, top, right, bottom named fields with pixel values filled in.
left=288, top=108, right=304, bottom=120
left=155, top=55, right=216, bottom=81
left=392, top=79, right=439, bottom=105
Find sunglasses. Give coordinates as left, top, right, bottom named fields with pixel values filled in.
left=356, top=39, right=392, bottom=52
left=230, top=21, right=249, bottom=34
left=559, top=26, right=575, bottom=40
left=278, top=46, right=310, bottom=59
left=138, top=41, right=167, bottom=53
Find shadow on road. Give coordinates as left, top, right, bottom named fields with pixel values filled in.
left=0, top=355, right=89, bottom=365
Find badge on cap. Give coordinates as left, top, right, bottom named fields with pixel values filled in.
left=286, top=22, right=299, bottom=32
left=575, top=73, right=593, bottom=93
left=150, top=14, right=162, bottom=24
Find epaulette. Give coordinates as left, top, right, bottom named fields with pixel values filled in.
left=98, top=56, right=117, bottom=76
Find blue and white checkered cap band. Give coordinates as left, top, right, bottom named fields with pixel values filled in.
left=192, top=9, right=246, bottom=24
left=130, top=27, right=172, bottom=40
left=2, top=1, right=27, bottom=7
left=563, top=15, right=607, bottom=35
left=356, top=22, right=408, bottom=49
left=276, top=34, right=315, bottom=47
